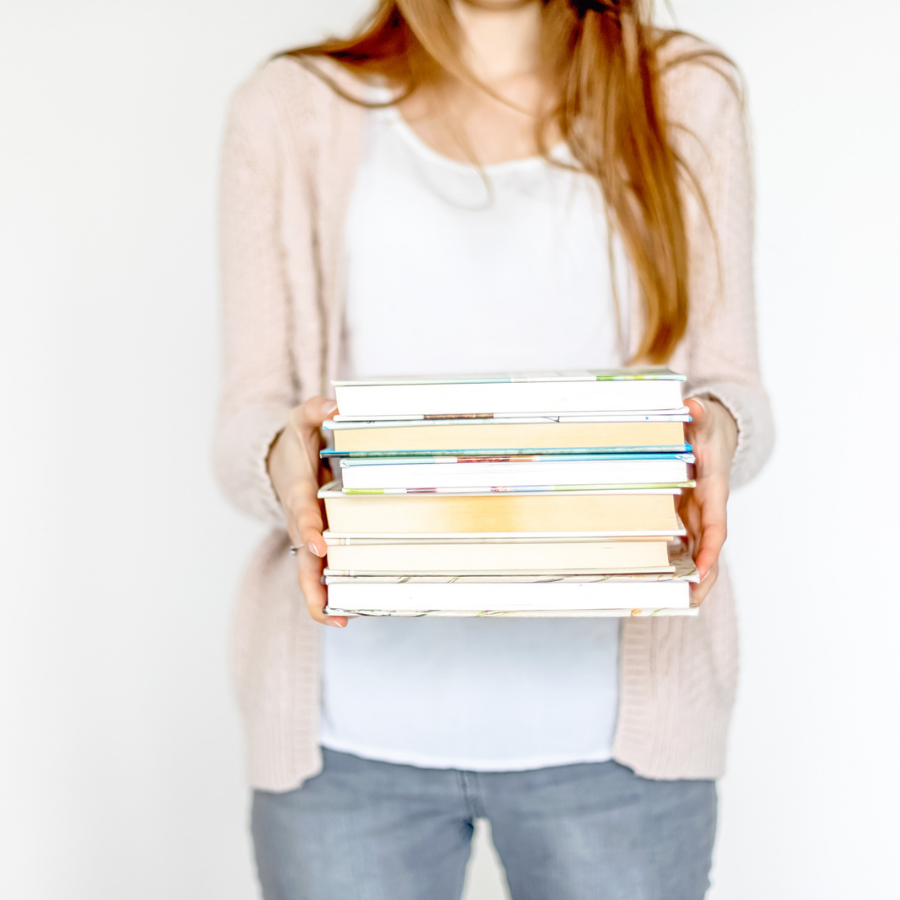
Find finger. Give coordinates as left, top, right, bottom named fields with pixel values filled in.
left=298, top=551, right=347, bottom=628
left=690, top=560, right=718, bottom=606
left=296, top=504, right=327, bottom=558
left=694, top=518, right=727, bottom=583
left=687, top=493, right=702, bottom=527
left=677, top=493, right=700, bottom=557
left=280, top=455, right=326, bottom=509
left=295, top=395, right=340, bottom=430
left=691, top=473, right=729, bottom=575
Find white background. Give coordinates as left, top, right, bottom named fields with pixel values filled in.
left=1, top=1, right=897, bottom=898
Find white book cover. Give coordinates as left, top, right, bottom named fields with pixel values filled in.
left=322, top=544, right=698, bottom=614
left=326, top=410, right=692, bottom=427
left=333, top=368, right=685, bottom=419
left=319, top=480, right=685, bottom=499
left=323, top=606, right=699, bottom=618
left=339, top=454, right=694, bottom=491
left=324, top=580, right=692, bottom=612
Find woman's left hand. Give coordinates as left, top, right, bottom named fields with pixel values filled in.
left=679, top=397, right=739, bottom=605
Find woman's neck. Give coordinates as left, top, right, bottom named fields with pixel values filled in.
left=451, top=0, right=543, bottom=87
left=398, top=0, right=553, bottom=166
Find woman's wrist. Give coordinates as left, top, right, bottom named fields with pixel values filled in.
left=691, top=396, right=738, bottom=466
left=707, top=398, right=739, bottom=464
left=266, top=427, right=289, bottom=507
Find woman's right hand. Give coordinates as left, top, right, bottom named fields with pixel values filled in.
left=267, top=397, right=347, bottom=628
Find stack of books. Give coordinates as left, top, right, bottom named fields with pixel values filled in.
left=318, top=369, right=699, bottom=618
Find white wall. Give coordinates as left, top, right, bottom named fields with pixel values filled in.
left=665, top=3, right=900, bottom=898
left=1, top=3, right=896, bottom=899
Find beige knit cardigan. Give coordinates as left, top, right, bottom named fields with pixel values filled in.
left=214, top=47, right=774, bottom=792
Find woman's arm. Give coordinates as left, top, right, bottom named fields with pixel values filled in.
left=213, top=74, right=297, bottom=526
left=667, top=49, right=776, bottom=601
left=677, top=54, right=775, bottom=487
left=214, top=66, right=347, bottom=627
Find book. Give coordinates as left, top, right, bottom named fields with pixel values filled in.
left=322, top=542, right=698, bottom=615
left=319, top=481, right=685, bottom=536
left=323, top=536, right=673, bottom=575
left=338, top=453, right=694, bottom=492
left=332, top=368, right=685, bottom=419
left=322, top=606, right=699, bottom=618
left=325, top=538, right=696, bottom=582
left=323, top=578, right=692, bottom=612
left=319, top=367, right=698, bottom=618
left=323, top=533, right=668, bottom=544
left=323, top=414, right=690, bottom=455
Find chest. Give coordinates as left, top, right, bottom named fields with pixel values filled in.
left=341, top=108, right=630, bottom=379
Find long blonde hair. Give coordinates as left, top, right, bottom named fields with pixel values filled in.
left=283, top=0, right=736, bottom=363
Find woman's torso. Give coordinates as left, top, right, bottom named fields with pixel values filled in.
left=319, top=97, right=631, bottom=770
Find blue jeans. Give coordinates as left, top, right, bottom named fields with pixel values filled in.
left=252, top=748, right=716, bottom=900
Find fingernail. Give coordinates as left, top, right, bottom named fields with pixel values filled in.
left=323, top=400, right=338, bottom=415
left=308, top=542, right=321, bottom=557
left=326, top=619, right=344, bottom=628
left=691, top=397, right=706, bottom=413
left=699, top=569, right=710, bottom=583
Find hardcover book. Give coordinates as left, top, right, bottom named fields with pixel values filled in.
left=323, top=534, right=673, bottom=575
left=338, top=453, right=694, bottom=492
left=332, top=368, right=686, bottom=419
left=323, top=413, right=691, bottom=455
left=323, top=542, right=699, bottom=615
left=318, top=480, right=685, bottom=536
left=321, top=608, right=699, bottom=618
left=319, top=367, right=697, bottom=617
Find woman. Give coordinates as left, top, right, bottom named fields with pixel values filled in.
left=214, top=1, right=773, bottom=898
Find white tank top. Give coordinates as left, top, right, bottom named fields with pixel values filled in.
left=319, top=97, right=627, bottom=771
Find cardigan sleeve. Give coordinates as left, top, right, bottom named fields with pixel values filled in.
left=212, top=72, right=298, bottom=526
left=669, top=52, right=775, bottom=489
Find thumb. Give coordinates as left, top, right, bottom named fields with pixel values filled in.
left=298, top=396, right=340, bottom=429
left=684, top=396, right=708, bottom=432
